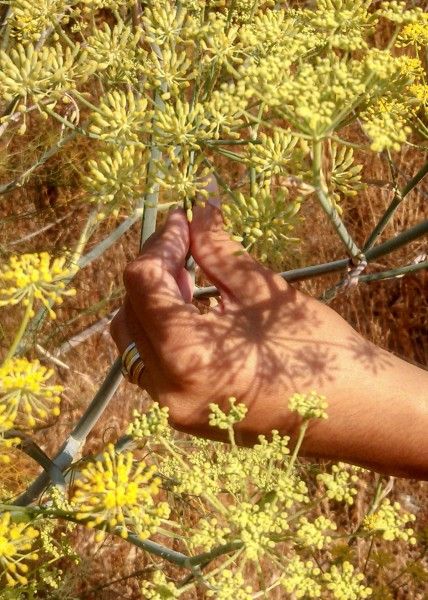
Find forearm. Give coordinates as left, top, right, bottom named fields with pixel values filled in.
left=300, top=348, right=428, bottom=479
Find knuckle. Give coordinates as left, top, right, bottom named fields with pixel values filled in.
left=123, top=260, right=142, bottom=290
left=123, top=256, right=163, bottom=293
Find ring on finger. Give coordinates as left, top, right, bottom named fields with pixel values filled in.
left=121, top=342, right=145, bottom=384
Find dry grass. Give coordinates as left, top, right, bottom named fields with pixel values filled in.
left=1, top=22, right=428, bottom=600
left=1, top=134, right=426, bottom=597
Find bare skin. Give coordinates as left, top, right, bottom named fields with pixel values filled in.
left=110, top=202, right=428, bottom=480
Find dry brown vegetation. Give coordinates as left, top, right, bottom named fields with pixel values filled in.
left=1, top=6, right=428, bottom=599
left=1, top=126, right=427, bottom=598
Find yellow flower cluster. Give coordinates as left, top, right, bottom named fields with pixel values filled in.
left=362, top=98, right=412, bottom=152
left=127, top=402, right=171, bottom=441
left=200, top=14, right=244, bottom=71
left=247, top=56, right=366, bottom=137
left=222, top=186, right=301, bottom=263
left=0, top=512, right=39, bottom=588
left=378, top=1, right=423, bottom=24
left=303, top=0, right=377, bottom=51
left=363, top=499, right=417, bottom=543
left=288, top=391, right=328, bottom=421
left=327, top=143, right=363, bottom=214
left=155, top=149, right=212, bottom=219
left=322, top=561, right=372, bottom=599
left=0, top=252, right=76, bottom=317
left=142, top=4, right=189, bottom=47
left=397, top=14, right=428, bottom=48
left=154, top=98, right=212, bottom=147
left=0, top=43, right=93, bottom=106
left=247, top=130, right=306, bottom=179
left=207, top=569, right=253, bottom=599
left=208, top=397, right=247, bottom=430
left=228, top=501, right=289, bottom=560
left=0, top=395, right=19, bottom=462
left=0, top=358, right=62, bottom=429
left=81, top=0, right=134, bottom=11
left=7, top=0, right=69, bottom=42
left=89, top=90, right=150, bottom=145
left=143, top=46, right=195, bottom=100
left=410, top=83, right=428, bottom=106
left=204, top=87, right=247, bottom=139
left=296, top=515, right=337, bottom=550
left=141, top=569, right=179, bottom=599
left=72, top=444, right=170, bottom=540
left=83, top=145, right=146, bottom=218
left=191, top=516, right=231, bottom=551
left=222, top=0, right=275, bottom=25
left=317, top=463, right=359, bottom=505
left=86, top=22, right=143, bottom=85
left=281, top=556, right=322, bottom=599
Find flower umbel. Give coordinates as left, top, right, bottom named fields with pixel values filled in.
left=288, top=391, right=328, bottom=420
left=363, top=499, right=416, bottom=543
left=72, top=444, right=170, bottom=540
left=0, top=512, right=39, bottom=588
left=281, top=556, right=322, bottom=599
left=0, top=252, right=77, bottom=318
left=322, top=561, right=372, bottom=599
left=127, top=403, right=171, bottom=441
left=317, top=463, right=359, bottom=505
left=0, top=358, right=62, bottom=429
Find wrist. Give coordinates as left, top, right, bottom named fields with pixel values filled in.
left=298, top=345, right=428, bottom=479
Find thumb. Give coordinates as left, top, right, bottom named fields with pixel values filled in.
left=189, top=192, right=285, bottom=308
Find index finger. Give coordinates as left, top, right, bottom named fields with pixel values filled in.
left=123, top=209, right=199, bottom=346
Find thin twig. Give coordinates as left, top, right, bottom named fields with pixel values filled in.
left=363, top=159, right=428, bottom=251
left=194, top=221, right=428, bottom=299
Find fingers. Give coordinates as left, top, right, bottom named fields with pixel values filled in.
left=189, top=193, right=288, bottom=308
left=110, top=303, right=156, bottom=395
left=123, top=208, right=199, bottom=346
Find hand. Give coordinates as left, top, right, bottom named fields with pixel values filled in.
left=110, top=202, right=428, bottom=478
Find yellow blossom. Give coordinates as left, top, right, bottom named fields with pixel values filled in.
left=0, top=512, right=39, bottom=588
left=82, top=145, right=146, bottom=218
left=281, top=556, right=322, bottom=598
left=207, top=569, right=253, bottom=599
left=0, top=358, right=62, bottom=429
left=209, top=397, right=247, bottom=430
left=296, top=515, right=337, bottom=550
left=141, top=570, right=179, bottom=599
left=317, top=463, right=359, bottom=505
left=127, top=403, right=171, bottom=441
left=363, top=499, right=417, bottom=543
left=7, top=0, right=69, bottom=42
left=86, top=22, right=143, bottom=85
left=222, top=185, right=302, bottom=263
left=71, top=444, right=170, bottom=540
left=89, top=90, right=150, bottom=145
left=0, top=252, right=77, bottom=317
left=362, top=97, right=412, bottom=152
left=397, top=14, right=428, bottom=49
left=288, top=391, right=328, bottom=420
left=322, top=561, right=372, bottom=599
